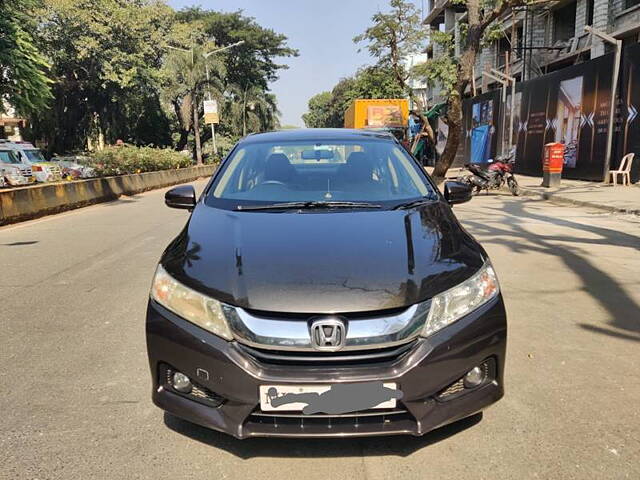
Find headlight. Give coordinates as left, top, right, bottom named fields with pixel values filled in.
left=150, top=264, right=233, bottom=340
left=422, top=261, right=500, bottom=337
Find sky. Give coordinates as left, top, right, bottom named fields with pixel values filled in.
left=167, top=0, right=425, bottom=126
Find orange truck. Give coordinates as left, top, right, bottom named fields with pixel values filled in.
left=343, top=99, right=409, bottom=137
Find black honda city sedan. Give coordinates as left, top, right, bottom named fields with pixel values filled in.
left=146, top=128, right=506, bottom=439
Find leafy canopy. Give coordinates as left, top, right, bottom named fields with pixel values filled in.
left=0, top=0, right=53, bottom=115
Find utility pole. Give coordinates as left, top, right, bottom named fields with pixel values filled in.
left=491, top=69, right=517, bottom=152
left=585, top=26, right=622, bottom=183
left=203, top=40, right=245, bottom=157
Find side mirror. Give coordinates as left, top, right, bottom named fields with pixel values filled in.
left=444, top=181, right=473, bottom=206
left=165, top=185, right=196, bottom=210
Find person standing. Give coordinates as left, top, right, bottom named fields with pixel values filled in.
left=408, top=110, right=422, bottom=142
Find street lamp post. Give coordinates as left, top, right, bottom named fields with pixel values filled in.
left=203, top=41, right=245, bottom=157
left=585, top=26, right=622, bottom=183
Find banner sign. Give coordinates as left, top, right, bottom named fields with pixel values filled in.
left=460, top=90, right=500, bottom=168
left=515, top=54, right=614, bottom=181
left=614, top=43, right=640, bottom=183
left=366, top=105, right=403, bottom=127
left=204, top=100, right=219, bottom=124
left=461, top=52, right=620, bottom=181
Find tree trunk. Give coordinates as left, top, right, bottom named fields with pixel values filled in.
left=431, top=33, right=480, bottom=185
left=175, top=129, right=189, bottom=151
left=432, top=92, right=463, bottom=185
left=192, top=93, right=203, bottom=165
left=408, top=91, right=436, bottom=146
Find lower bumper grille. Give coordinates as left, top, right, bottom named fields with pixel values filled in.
left=245, top=407, right=416, bottom=436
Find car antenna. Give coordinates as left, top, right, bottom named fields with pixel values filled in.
left=324, top=178, right=333, bottom=199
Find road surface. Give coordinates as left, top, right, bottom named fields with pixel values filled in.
left=1, top=181, right=639, bottom=479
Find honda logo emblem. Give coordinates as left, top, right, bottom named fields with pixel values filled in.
left=309, top=318, right=347, bottom=351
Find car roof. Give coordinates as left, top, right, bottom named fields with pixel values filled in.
left=239, top=128, right=398, bottom=145
left=0, top=140, right=36, bottom=149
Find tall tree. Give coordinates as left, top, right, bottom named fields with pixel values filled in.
left=302, top=91, right=334, bottom=128
left=163, top=8, right=297, bottom=151
left=161, top=42, right=226, bottom=163
left=415, top=0, right=527, bottom=182
left=354, top=0, right=435, bottom=143
left=0, top=0, right=52, bottom=117
left=31, top=0, right=174, bottom=153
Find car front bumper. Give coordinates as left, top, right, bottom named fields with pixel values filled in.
left=146, top=296, right=507, bottom=439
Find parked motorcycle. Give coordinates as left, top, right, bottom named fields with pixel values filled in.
left=457, top=149, right=520, bottom=196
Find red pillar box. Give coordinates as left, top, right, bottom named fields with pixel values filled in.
left=542, top=142, right=564, bottom=187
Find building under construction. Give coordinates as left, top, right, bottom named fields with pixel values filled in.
left=421, top=0, right=640, bottom=182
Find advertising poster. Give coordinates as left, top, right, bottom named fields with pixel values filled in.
left=366, top=105, right=403, bottom=127
left=615, top=43, right=640, bottom=183
left=461, top=90, right=500, bottom=166
left=514, top=54, right=614, bottom=180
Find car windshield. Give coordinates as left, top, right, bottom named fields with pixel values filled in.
left=24, top=149, right=47, bottom=162
left=0, top=150, right=20, bottom=164
left=207, top=139, right=437, bottom=209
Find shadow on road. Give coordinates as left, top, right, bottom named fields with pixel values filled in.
left=460, top=197, right=640, bottom=340
left=164, top=412, right=483, bottom=459
left=2, top=240, right=39, bottom=246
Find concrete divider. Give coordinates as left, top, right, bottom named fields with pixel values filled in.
left=0, top=164, right=217, bottom=226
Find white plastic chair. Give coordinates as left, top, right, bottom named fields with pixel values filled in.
left=608, top=153, right=635, bottom=186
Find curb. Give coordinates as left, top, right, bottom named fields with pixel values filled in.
left=518, top=186, right=640, bottom=216
left=0, top=165, right=217, bottom=226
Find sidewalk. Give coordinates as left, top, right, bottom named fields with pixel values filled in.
left=437, top=167, right=640, bottom=216
left=515, top=175, right=640, bottom=215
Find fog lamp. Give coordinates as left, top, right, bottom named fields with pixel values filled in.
left=172, top=372, right=192, bottom=393
left=463, top=366, right=486, bottom=388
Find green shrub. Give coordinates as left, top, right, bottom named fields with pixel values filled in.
left=88, top=146, right=194, bottom=176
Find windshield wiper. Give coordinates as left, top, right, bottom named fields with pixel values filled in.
left=392, top=197, right=437, bottom=210
left=236, top=201, right=382, bottom=211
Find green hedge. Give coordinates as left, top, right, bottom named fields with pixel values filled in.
left=88, top=146, right=194, bottom=176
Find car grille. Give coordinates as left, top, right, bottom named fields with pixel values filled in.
left=245, top=407, right=416, bottom=436
left=236, top=340, right=417, bottom=366
left=49, top=166, right=62, bottom=179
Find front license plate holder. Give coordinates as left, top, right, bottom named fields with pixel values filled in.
left=259, top=382, right=400, bottom=414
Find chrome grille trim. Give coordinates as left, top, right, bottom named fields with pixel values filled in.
left=236, top=341, right=416, bottom=364
left=224, top=301, right=430, bottom=352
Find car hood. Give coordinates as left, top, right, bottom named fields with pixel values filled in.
left=162, top=202, right=486, bottom=314
left=0, top=163, right=21, bottom=172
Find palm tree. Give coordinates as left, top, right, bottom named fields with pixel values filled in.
left=226, top=83, right=280, bottom=136
left=161, top=44, right=225, bottom=164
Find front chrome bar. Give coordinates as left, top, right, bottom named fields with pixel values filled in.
left=223, top=301, right=430, bottom=351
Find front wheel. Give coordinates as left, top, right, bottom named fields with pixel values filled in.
left=507, top=176, right=520, bottom=196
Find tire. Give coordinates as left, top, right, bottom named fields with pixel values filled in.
left=507, top=176, right=520, bottom=196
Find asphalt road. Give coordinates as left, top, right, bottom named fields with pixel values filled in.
left=1, top=181, right=639, bottom=480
